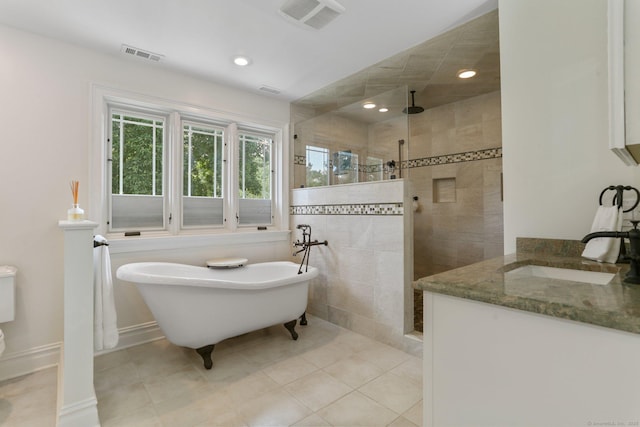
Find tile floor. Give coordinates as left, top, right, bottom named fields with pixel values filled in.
left=0, top=315, right=422, bottom=426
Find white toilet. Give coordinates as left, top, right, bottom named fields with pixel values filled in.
left=0, top=265, right=17, bottom=357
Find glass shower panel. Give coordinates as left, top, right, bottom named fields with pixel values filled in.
left=292, top=86, right=409, bottom=188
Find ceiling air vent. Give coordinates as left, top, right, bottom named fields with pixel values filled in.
left=121, top=44, right=164, bottom=62
left=259, top=85, right=282, bottom=95
left=279, top=0, right=345, bottom=30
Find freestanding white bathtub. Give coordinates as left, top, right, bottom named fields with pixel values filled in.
left=116, top=261, right=318, bottom=369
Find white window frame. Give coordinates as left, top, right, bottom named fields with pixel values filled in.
left=108, top=107, right=170, bottom=233
left=180, top=119, right=227, bottom=230
left=305, top=144, right=330, bottom=187
left=236, top=127, right=276, bottom=227
left=89, top=85, right=289, bottom=251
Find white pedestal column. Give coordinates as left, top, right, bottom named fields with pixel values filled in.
left=57, top=220, right=101, bottom=427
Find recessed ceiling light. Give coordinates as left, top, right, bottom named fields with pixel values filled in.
left=233, top=56, right=251, bottom=66
left=457, top=69, right=477, bottom=79
left=378, top=107, right=389, bottom=113
left=363, top=102, right=376, bottom=109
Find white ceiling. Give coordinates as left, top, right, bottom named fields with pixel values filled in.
left=0, top=0, right=497, bottom=101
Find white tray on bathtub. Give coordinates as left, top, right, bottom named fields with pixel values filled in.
left=206, top=257, right=248, bottom=268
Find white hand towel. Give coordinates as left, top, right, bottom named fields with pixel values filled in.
left=582, top=206, right=623, bottom=263
left=93, top=235, right=119, bottom=350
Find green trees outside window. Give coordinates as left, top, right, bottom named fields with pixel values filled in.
left=305, top=145, right=329, bottom=187
left=109, top=109, right=275, bottom=231
left=239, top=133, right=272, bottom=200
left=111, top=114, right=164, bottom=196
left=183, top=124, right=223, bottom=198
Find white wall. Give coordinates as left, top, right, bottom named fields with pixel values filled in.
left=0, top=24, right=291, bottom=377
left=500, top=0, right=640, bottom=254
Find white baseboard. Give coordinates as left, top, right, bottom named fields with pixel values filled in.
left=0, top=341, right=61, bottom=382
left=94, top=321, right=164, bottom=356
left=0, top=321, right=164, bottom=382
left=56, top=395, right=101, bottom=427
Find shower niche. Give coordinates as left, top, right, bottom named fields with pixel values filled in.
left=293, top=86, right=410, bottom=188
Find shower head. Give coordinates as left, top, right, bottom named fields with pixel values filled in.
left=403, top=90, right=424, bottom=114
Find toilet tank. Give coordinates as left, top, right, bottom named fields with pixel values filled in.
left=0, top=266, right=17, bottom=323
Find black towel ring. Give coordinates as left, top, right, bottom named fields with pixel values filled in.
left=598, top=185, right=640, bottom=212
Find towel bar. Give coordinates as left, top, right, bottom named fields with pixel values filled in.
left=599, top=185, right=640, bottom=212
left=93, top=238, right=109, bottom=248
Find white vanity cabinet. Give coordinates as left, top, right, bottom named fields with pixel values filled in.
left=422, top=291, right=640, bottom=427
left=610, top=0, right=640, bottom=164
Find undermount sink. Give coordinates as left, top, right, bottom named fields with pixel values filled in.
left=505, top=265, right=615, bottom=285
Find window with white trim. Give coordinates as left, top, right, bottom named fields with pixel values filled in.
left=182, top=122, right=225, bottom=228
left=103, top=100, right=279, bottom=235
left=110, top=111, right=166, bottom=231
left=305, top=145, right=330, bottom=187
left=238, top=131, right=273, bottom=225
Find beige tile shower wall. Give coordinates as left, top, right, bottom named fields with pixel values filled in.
left=410, top=91, right=503, bottom=280
left=290, top=180, right=419, bottom=356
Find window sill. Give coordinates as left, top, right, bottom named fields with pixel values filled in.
left=108, top=230, right=291, bottom=255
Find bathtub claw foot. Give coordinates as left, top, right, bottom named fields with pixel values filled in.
left=299, top=312, right=308, bottom=326
left=284, top=320, right=298, bottom=340
left=196, top=344, right=215, bottom=369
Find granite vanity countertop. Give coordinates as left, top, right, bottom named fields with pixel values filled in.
left=413, top=238, right=640, bottom=334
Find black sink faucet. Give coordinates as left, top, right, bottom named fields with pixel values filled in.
left=581, top=220, right=640, bottom=284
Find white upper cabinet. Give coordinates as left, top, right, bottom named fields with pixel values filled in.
left=610, top=0, right=640, bottom=165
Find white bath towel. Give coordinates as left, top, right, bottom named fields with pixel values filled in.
left=582, top=206, right=623, bottom=263
left=94, top=235, right=119, bottom=350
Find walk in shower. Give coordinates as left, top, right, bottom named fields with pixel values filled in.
left=290, top=9, right=503, bottom=336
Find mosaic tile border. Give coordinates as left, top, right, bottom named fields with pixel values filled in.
left=405, top=147, right=502, bottom=168
left=294, top=147, right=502, bottom=170
left=290, top=203, right=404, bottom=216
